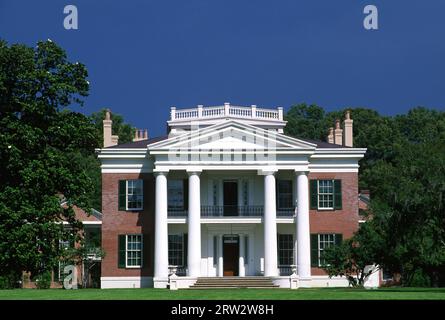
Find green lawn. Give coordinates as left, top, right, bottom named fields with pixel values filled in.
left=0, top=287, right=444, bottom=300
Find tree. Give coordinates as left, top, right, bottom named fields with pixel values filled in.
left=322, top=222, right=384, bottom=287
left=284, top=103, right=327, bottom=140
left=0, top=39, right=96, bottom=284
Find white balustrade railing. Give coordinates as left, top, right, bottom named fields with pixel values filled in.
left=170, top=104, right=283, bottom=122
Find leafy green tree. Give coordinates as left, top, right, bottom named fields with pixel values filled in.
left=284, top=103, right=327, bottom=140
left=322, top=222, right=385, bottom=287
left=0, top=39, right=96, bottom=283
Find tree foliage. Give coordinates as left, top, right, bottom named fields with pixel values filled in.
left=0, top=39, right=96, bottom=281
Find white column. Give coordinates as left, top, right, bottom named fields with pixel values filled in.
left=296, top=171, right=311, bottom=279
left=239, top=234, right=245, bottom=277
left=154, top=172, right=169, bottom=286
left=218, top=234, right=224, bottom=277
left=263, top=171, right=278, bottom=276
left=187, top=171, right=201, bottom=277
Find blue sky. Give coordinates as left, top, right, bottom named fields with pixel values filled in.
left=1, top=0, right=444, bottom=137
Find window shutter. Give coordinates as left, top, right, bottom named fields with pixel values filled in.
left=335, top=234, right=343, bottom=246
left=142, top=234, right=150, bottom=268
left=118, top=235, right=126, bottom=268
left=183, top=179, right=188, bottom=211
left=310, top=234, right=318, bottom=267
left=310, top=180, right=318, bottom=210
left=183, top=233, right=188, bottom=266
left=334, top=180, right=342, bottom=210
left=118, top=180, right=127, bottom=211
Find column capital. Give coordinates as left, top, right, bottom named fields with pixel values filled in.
left=154, top=170, right=169, bottom=176
left=186, top=168, right=202, bottom=176
left=294, top=170, right=309, bottom=176
left=258, top=168, right=278, bottom=176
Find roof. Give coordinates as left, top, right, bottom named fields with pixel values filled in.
left=104, top=128, right=350, bottom=150
left=106, top=135, right=168, bottom=148
left=298, top=137, right=352, bottom=149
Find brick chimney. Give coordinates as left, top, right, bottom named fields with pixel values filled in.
left=327, top=127, right=334, bottom=144
left=103, top=109, right=119, bottom=148
left=133, top=129, right=148, bottom=142
left=334, top=119, right=343, bottom=146
left=343, top=110, right=353, bottom=147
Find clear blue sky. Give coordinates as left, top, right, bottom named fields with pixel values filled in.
left=1, top=0, right=444, bottom=136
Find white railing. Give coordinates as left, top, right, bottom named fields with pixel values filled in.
left=170, top=103, right=283, bottom=122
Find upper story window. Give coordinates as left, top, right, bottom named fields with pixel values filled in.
left=277, top=180, right=293, bottom=209
left=168, top=180, right=187, bottom=215
left=310, top=179, right=342, bottom=210
left=318, top=180, right=334, bottom=209
left=119, top=180, right=144, bottom=211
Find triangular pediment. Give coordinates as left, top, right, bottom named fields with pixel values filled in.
left=148, top=120, right=316, bottom=151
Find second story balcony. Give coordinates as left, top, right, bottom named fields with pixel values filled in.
left=168, top=206, right=295, bottom=218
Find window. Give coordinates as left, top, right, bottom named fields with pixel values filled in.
left=318, top=180, right=334, bottom=209
left=168, top=234, right=184, bottom=266
left=277, top=180, right=293, bottom=209
left=310, top=179, right=342, bottom=210
left=311, top=233, right=342, bottom=267
left=278, top=234, right=294, bottom=266
left=126, top=234, right=143, bottom=268
left=168, top=180, right=185, bottom=211
left=119, top=180, right=144, bottom=211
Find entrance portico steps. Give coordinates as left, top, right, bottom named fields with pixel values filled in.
left=189, top=277, right=279, bottom=289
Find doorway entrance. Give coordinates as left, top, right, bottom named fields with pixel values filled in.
left=223, top=235, right=239, bottom=276
left=223, top=180, right=238, bottom=216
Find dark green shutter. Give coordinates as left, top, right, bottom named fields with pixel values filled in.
left=183, top=233, right=188, bottom=266
left=142, top=234, right=149, bottom=268
left=118, top=180, right=126, bottom=211
left=310, top=234, right=318, bottom=267
left=183, top=179, right=188, bottom=211
left=334, top=180, right=342, bottom=210
left=335, top=234, right=343, bottom=246
left=118, top=235, right=126, bottom=268
left=310, top=180, right=318, bottom=210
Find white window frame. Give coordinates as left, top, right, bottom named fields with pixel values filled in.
left=126, top=180, right=144, bottom=211
left=125, top=234, right=143, bottom=268
left=317, top=234, right=336, bottom=267
left=317, top=180, right=334, bottom=210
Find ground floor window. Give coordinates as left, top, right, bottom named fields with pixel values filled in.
left=169, top=234, right=184, bottom=266
left=278, top=234, right=294, bottom=266
left=311, top=233, right=342, bottom=267
left=126, top=234, right=143, bottom=268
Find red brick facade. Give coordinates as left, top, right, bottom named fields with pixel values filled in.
left=101, top=173, right=155, bottom=278
left=308, top=172, right=359, bottom=275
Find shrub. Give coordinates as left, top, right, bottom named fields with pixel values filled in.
left=0, top=272, right=21, bottom=289
left=35, top=271, right=52, bottom=289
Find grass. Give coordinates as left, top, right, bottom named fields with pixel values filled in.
left=0, top=287, right=444, bottom=300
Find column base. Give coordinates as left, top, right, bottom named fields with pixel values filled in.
left=153, top=277, right=169, bottom=288
left=298, top=277, right=312, bottom=288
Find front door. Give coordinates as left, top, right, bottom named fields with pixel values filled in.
left=223, top=181, right=238, bottom=216
left=223, top=235, right=239, bottom=276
